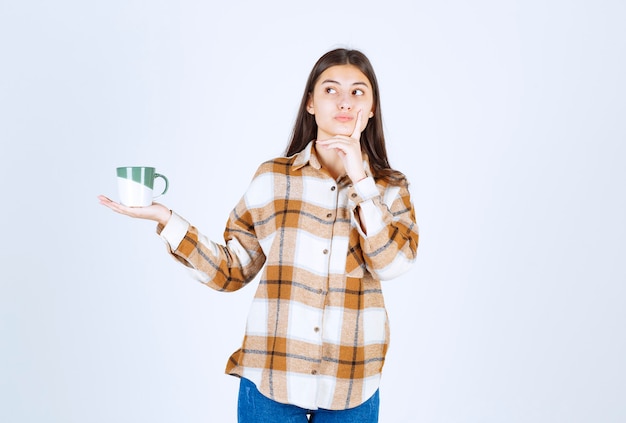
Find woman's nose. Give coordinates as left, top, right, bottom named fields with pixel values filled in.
left=339, top=95, right=352, bottom=110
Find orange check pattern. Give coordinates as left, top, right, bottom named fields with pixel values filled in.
left=158, top=141, right=419, bottom=410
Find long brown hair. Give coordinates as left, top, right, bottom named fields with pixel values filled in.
left=285, top=48, right=407, bottom=186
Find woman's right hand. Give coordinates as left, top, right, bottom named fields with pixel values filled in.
left=98, top=195, right=172, bottom=226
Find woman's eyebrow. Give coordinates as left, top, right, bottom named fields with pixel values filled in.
left=321, top=79, right=370, bottom=87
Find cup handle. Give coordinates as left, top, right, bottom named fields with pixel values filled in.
left=153, top=173, right=169, bottom=198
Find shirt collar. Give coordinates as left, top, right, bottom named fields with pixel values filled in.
left=292, top=141, right=319, bottom=170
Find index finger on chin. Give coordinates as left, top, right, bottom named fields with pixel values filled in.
left=351, top=109, right=363, bottom=139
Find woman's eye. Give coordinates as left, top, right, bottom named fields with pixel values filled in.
left=353, top=89, right=364, bottom=96
left=326, top=87, right=337, bottom=94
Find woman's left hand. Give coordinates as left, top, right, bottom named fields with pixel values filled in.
left=316, top=110, right=368, bottom=183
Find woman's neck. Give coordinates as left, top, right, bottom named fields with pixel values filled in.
left=314, top=143, right=345, bottom=180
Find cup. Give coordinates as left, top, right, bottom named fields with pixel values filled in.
left=116, top=166, right=169, bottom=207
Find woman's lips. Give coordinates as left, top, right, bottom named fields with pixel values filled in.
left=335, top=114, right=353, bottom=122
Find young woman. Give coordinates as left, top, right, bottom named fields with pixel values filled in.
left=99, top=48, right=419, bottom=423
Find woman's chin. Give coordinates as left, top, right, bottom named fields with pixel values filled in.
left=335, top=125, right=353, bottom=136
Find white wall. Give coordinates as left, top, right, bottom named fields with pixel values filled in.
left=1, top=1, right=625, bottom=422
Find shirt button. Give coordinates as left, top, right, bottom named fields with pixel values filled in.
left=323, top=249, right=328, bottom=254
left=314, top=327, right=320, bottom=333
left=311, top=370, right=318, bottom=375
left=317, top=289, right=323, bottom=294
left=330, top=186, right=336, bottom=191
left=326, top=213, right=332, bottom=218
left=351, top=193, right=357, bottom=198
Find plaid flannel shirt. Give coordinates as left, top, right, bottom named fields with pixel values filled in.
left=158, top=141, right=419, bottom=410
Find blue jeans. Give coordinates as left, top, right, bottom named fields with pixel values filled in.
left=237, top=377, right=380, bottom=423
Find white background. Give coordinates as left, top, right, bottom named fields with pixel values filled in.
left=1, top=1, right=625, bottom=422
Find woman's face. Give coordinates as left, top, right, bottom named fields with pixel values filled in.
left=307, top=64, right=375, bottom=140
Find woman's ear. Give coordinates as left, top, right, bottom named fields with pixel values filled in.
left=307, top=94, right=315, bottom=115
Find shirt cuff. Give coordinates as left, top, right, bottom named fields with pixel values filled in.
left=158, top=212, right=189, bottom=250
left=348, top=176, right=378, bottom=205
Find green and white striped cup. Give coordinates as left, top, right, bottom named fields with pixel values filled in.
left=116, top=166, right=169, bottom=207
